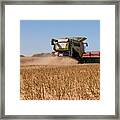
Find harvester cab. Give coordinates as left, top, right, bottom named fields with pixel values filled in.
left=51, top=36, right=88, bottom=57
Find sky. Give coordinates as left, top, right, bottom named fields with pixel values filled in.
left=20, top=20, right=100, bottom=56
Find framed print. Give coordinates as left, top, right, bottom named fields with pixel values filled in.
left=0, top=0, right=119, bottom=119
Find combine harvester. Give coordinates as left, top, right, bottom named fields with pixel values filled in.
left=51, top=37, right=100, bottom=63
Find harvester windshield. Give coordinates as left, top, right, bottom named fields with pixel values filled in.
left=51, top=38, right=69, bottom=51
left=55, top=42, right=69, bottom=51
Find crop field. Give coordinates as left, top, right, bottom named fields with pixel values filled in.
left=20, top=57, right=100, bottom=100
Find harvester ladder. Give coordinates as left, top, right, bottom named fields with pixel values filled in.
left=70, top=40, right=73, bottom=56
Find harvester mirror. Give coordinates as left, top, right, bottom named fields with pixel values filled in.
left=84, top=43, right=88, bottom=47
left=51, top=39, right=58, bottom=45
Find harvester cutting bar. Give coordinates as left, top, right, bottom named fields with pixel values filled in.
left=81, top=51, right=100, bottom=63
left=82, top=51, right=100, bottom=58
